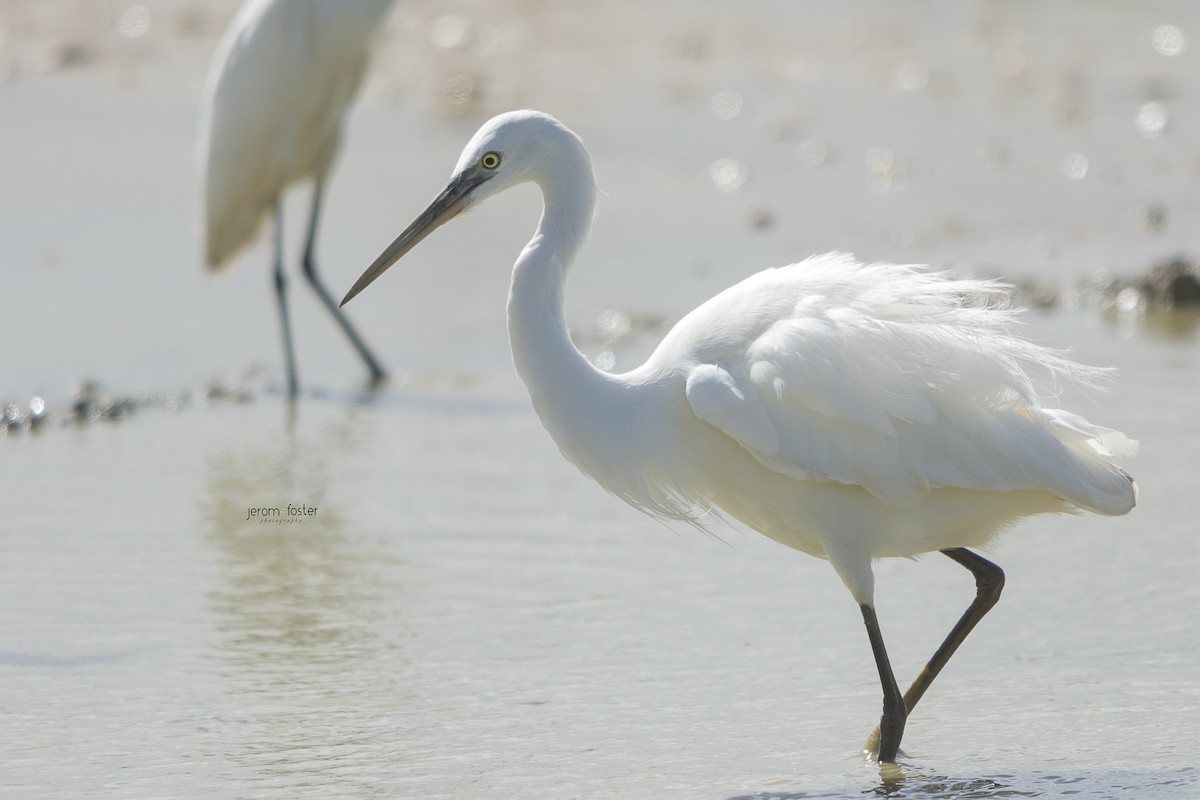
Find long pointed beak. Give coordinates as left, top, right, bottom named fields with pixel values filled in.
left=340, top=171, right=486, bottom=307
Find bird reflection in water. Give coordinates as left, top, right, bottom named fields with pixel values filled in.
left=199, top=417, right=407, bottom=790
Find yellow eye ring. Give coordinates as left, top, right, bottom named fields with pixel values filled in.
left=481, top=151, right=501, bottom=170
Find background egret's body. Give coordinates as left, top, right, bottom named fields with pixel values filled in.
left=199, top=0, right=393, bottom=397
left=343, top=111, right=1137, bottom=762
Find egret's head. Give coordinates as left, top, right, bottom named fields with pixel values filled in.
left=341, top=110, right=588, bottom=306
left=452, top=110, right=579, bottom=197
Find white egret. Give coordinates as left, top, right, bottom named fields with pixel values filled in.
left=341, top=111, right=1137, bottom=762
left=199, top=0, right=393, bottom=398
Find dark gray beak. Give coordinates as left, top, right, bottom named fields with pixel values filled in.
left=340, top=169, right=490, bottom=306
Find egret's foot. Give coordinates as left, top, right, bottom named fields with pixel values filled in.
left=861, top=724, right=906, bottom=758
left=873, top=694, right=907, bottom=763
left=861, top=733, right=909, bottom=764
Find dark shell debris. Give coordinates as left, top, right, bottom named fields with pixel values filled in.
left=1013, top=255, right=1200, bottom=313
left=4, top=258, right=1198, bottom=437
left=0, top=377, right=256, bottom=436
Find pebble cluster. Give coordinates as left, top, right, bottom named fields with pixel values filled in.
left=1011, top=256, right=1200, bottom=313
left=3, top=257, right=1196, bottom=437
left=0, top=378, right=254, bottom=436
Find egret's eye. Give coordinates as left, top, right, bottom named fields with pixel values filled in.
left=480, top=151, right=502, bottom=170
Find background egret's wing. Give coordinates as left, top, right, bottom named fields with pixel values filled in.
left=199, top=0, right=385, bottom=268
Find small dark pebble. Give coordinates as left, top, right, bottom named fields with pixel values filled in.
left=1136, top=256, right=1200, bottom=307
left=748, top=208, right=774, bottom=231
left=1013, top=278, right=1060, bottom=310
left=3, top=403, right=26, bottom=429
left=1, top=396, right=48, bottom=434
left=204, top=382, right=253, bottom=404
left=70, top=380, right=137, bottom=422
left=1079, top=254, right=1200, bottom=312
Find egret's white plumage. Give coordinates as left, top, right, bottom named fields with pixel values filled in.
left=199, top=0, right=392, bottom=396
left=342, top=110, right=1137, bottom=762
left=200, top=0, right=393, bottom=266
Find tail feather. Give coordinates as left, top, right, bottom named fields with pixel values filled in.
left=1040, top=408, right=1138, bottom=516
left=204, top=206, right=268, bottom=271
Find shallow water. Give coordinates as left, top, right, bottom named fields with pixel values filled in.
left=2, top=337, right=1198, bottom=799
left=3, top=1, right=1200, bottom=798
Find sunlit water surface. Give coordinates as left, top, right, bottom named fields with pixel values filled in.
left=2, top=310, right=1198, bottom=799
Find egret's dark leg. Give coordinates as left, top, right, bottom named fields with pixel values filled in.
left=860, top=603, right=907, bottom=763
left=273, top=201, right=299, bottom=400
left=863, top=548, right=1005, bottom=753
left=300, top=178, right=387, bottom=385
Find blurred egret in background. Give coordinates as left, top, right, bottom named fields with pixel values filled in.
left=199, top=0, right=394, bottom=398
left=342, top=111, right=1137, bottom=763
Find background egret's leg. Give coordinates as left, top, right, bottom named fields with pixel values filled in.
left=300, top=178, right=387, bottom=384
left=273, top=201, right=299, bottom=399
left=862, top=548, right=1005, bottom=753
left=860, top=603, right=907, bottom=763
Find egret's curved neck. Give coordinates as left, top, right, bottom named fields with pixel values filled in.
left=506, top=140, right=607, bottom=415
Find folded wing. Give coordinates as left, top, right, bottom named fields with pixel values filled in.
left=681, top=254, right=1137, bottom=514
